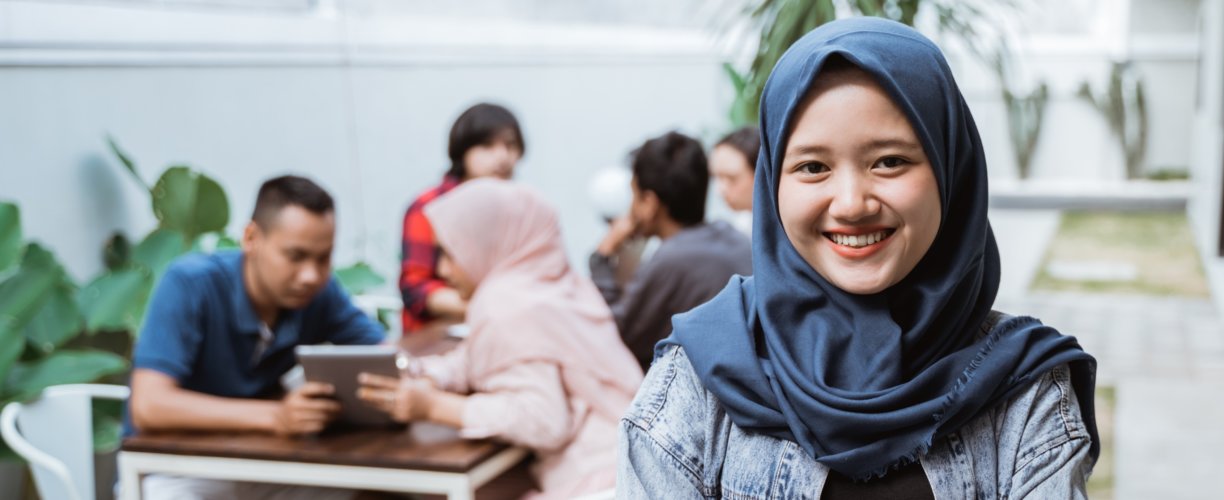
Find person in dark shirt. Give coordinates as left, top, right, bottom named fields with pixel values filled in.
left=589, top=131, right=752, bottom=370
left=127, top=175, right=383, bottom=499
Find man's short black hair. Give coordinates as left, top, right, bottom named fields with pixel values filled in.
left=251, top=175, right=334, bottom=228
left=716, top=126, right=761, bottom=171
left=446, top=103, right=526, bottom=179
left=632, top=131, right=708, bottom=226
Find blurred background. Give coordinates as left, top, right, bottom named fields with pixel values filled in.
left=1, top=0, right=1222, bottom=498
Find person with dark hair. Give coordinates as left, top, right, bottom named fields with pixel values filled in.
left=710, top=125, right=760, bottom=236
left=127, top=175, right=384, bottom=499
left=619, top=19, right=1097, bottom=498
left=399, top=102, right=526, bottom=332
left=589, top=131, right=752, bottom=370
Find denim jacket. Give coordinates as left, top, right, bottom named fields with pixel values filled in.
left=618, top=339, right=1094, bottom=499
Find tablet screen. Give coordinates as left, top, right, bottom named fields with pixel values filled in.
left=295, top=344, right=405, bottom=427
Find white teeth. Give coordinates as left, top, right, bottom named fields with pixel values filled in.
left=831, top=230, right=889, bottom=248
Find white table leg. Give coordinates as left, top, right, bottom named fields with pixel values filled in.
left=116, top=452, right=142, bottom=500
left=445, top=481, right=474, bottom=500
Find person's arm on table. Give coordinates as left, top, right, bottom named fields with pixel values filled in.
left=359, top=363, right=571, bottom=449
left=130, top=369, right=340, bottom=436
left=357, top=374, right=462, bottom=427
left=425, top=287, right=468, bottom=319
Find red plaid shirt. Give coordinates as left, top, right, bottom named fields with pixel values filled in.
left=399, top=175, right=461, bottom=332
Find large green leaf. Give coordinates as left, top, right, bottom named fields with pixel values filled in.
left=22, top=283, right=85, bottom=354
left=0, top=202, right=20, bottom=274
left=106, top=135, right=149, bottom=192
left=151, top=167, right=230, bottom=243
left=335, top=262, right=385, bottom=295
left=78, top=268, right=153, bottom=334
left=0, top=244, right=65, bottom=380
left=133, top=228, right=187, bottom=278
left=2, top=349, right=129, bottom=402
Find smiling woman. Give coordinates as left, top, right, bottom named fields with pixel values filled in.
left=619, top=17, right=1100, bottom=499
left=777, top=59, right=941, bottom=295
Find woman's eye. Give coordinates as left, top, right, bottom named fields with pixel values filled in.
left=877, top=157, right=907, bottom=169
left=798, top=163, right=829, bottom=175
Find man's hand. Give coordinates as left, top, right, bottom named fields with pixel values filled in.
left=272, top=382, right=340, bottom=436
left=597, top=215, right=639, bottom=256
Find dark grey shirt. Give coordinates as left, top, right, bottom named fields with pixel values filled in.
left=589, top=221, right=752, bottom=370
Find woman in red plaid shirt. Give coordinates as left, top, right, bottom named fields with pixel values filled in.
left=399, top=103, right=526, bottom=332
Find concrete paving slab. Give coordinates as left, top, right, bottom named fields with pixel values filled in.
left=1115, top=379, right=1224, bottom=500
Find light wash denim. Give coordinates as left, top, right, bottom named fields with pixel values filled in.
left=618, top=338, right=1094, bottom=499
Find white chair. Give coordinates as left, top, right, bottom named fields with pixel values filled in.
left=1, top=384, right=130, bottom=500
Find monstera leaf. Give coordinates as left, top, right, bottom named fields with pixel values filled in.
left=151, top=166, right=229, bottom=243
left=133, top=228, right=188, bottom=278
left=78, top=267, right=153, bottom=334
left=0, top=244, right=66, bottom=380
left=22, top=282, right=84, bottom=354
left=2, top=349, right=129, bottom=403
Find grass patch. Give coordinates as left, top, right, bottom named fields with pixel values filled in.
left=1031, top=211, right=1209, bottom=296
left=1087, top=386, right=1115, bottom=499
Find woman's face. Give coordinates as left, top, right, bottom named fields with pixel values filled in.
left=463, top=128, right=523, bottom=180
left=437, top=251, right=477, bottom=299
left=777, top=68, right=941, bottom=295
left=710, top=144, right=755, bottom=212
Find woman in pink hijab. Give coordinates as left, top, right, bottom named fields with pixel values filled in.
left=358, top=178, right=643, bottom=498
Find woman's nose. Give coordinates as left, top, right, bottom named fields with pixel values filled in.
left=827, top=172, right=879, bottom=222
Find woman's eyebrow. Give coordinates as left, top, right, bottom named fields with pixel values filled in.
left=862, top=138, right=922, bottom=152
left=785, top=143, right=830, bottom=157
left=784, top=138, right=921, bottom=159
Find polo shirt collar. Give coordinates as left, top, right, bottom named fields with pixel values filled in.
left=223, top=251, right=264, bottom=335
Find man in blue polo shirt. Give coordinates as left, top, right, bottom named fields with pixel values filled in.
left=127, top=175, right=383, bottom=499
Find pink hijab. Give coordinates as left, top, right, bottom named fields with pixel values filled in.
left=424, top=179, right=643, bottom=420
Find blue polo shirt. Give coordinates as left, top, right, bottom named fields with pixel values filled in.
left=124, top=250, right=385, bottom=435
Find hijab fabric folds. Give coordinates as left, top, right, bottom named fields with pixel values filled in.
left=424, top=179, right=642, bottom=422
left=664, top=18, right=1098, bottom=479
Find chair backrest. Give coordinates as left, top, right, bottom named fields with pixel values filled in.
left=0, top=384, right=130, bottom=500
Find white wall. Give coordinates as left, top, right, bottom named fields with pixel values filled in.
left=942, top=0, right=1201, bottom=185
left=0, top=1, right=727, bottom=289
left=1, top=0, right=1214, bottom=303
left=1188, top=0, right=1224, bottom=314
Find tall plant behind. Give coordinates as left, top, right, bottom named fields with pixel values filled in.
left=996, top=57, right=1050, bottom=180
left=727, top=0, right=1014, bottom=126
left=82, top=138, right=234, bottom=338
left=1078, top=61, right=1149, bottom=179
left=0, top=139, right=237, bottom=461
left=0, top=202, right=130, bottom=459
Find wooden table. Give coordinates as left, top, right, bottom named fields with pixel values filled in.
left=118, top=323, right=530, bottom=500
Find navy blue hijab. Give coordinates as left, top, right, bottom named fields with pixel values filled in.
left=663, top=18, right=1098, bottom=480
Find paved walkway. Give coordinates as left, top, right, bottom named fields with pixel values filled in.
left=998, top=292, right=1224, bottom=500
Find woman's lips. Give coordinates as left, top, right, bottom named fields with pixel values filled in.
left=823, top=228, right=895, bottom=258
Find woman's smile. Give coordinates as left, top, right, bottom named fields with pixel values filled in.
left=823, top=227, right=896, bottom=258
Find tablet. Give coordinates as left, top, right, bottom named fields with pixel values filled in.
left=294, top=344, right=406, bottom=427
